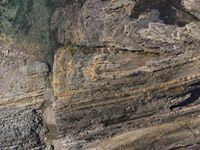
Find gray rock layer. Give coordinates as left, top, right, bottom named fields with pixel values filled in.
left=0, top=38, right=50, bottom=149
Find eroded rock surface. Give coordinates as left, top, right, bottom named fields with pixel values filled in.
left=0, top=38, right=51, bottom=149
left=2, top=0, right=200, bottom=149
left=182, top=0, right=200, bottom=19
left=52, top=45, right=200, bottom=149
left=51, top=0, right=200, bottom=149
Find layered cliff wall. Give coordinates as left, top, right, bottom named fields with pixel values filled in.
left=1, top=0, right=200, bottom=149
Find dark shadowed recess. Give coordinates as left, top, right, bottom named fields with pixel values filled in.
left=131, top=0, right=199, bottom=27
left=170, top=81, right=200, bottom=110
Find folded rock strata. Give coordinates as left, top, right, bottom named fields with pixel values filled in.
left=51, top=0, right=200, bottom=149
left=52, top=45, right=200, bottom=149
left=1, top=0, right=200, bottom=149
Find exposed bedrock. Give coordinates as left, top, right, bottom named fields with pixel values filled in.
left=0, top=34, right=64, bottom=149
left=52, top=46, right=200, bottom=149
left=51, top=0, right=200, bottom=149
left=0, top=37, right=54, bottom=149
left=1, top=0, right=200, bottom=149
left=51, top=0, right=200, bottom=50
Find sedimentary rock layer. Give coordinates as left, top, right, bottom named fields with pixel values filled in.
left=1, top=0, right=200, bottom=149
left=51, top=0, right=200, bottom=149
left=0, top=37, right=50, bottom=149
left=52, top=46, right=200, bottom=149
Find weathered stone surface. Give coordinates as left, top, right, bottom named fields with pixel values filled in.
left=52, top=45, right=200, bottom=149
left=182, top=0, right=200, bottom=19
left=95, top=117, right=200, bottom=150
left=51, top=0, right=158, bottom=50
left=50, top=0, right=200, bottom=149
left=51, top=0, right=200, bottom=51
left=140, top=22, right=177, bottom=43
left=2, top=0, right=200, bottom=149
left=0, top=37, right=51, bottom=149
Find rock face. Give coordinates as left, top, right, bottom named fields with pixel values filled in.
left=182, top=0, right=200, bottom=19
left=52, top=45, right=200, bottom=149
left=0, top=37, right=50, bottom=149
left=1, top=0, right=200, bottom=149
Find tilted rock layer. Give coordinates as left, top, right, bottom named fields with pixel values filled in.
left=1, top=0, right=200, bottom=149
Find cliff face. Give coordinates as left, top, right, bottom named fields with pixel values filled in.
left=0, top=37, right=50, bottom=149
left=1, top=0, right=200, bottom=149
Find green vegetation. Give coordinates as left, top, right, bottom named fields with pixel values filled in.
left=0, top=0, right=20, bottom=33
left=0, top=0, right=54, bottom=63
left=0, top=0, right=77, bottom=35
left=0, top=0, right=83, bottom=65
